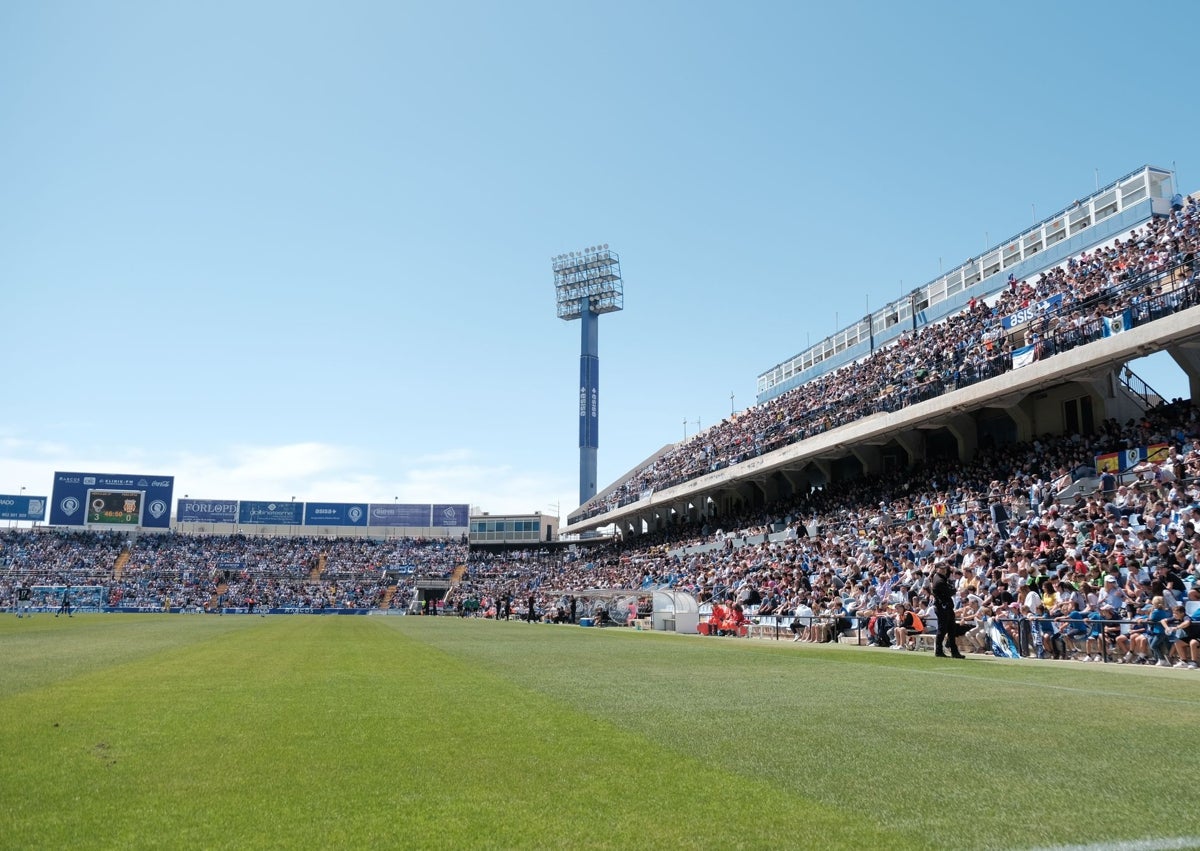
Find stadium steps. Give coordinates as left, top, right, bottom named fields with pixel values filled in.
left=113, top=549, right=132, bottom=580
left=309, top=554, right=326, bottom=581
left=450, top=564, right=468, bottom=584
left=378, top=586, right=397, bottom=609
left=1116, top=364, right=1164, bottom=413
left=208, top=582, right=228, bottom=612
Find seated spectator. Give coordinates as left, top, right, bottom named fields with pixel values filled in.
left=1171, top=604, right=1200, bottom=669
left=892, top=603, right=924, bottom=651
left=789, top=596, right=817, bottom=642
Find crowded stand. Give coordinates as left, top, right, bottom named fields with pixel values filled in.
left=576, top=195, right=1200, bottom=521
left=5, top=398, right=1200, bottom=667
left=1, top=532, right=466, bottom=615
left=442, top=397, right=1200, bottom=667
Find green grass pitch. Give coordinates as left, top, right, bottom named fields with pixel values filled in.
left=2, top=615, right=1198, bottom=850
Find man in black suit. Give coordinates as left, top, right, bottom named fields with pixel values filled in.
left=930, top=564, right=963, bottom=658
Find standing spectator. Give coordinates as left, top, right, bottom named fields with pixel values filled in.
left=990, top=491, right=1011, bottom=540
left=56, top=586, right=72, bottom=618
left=930, top=564, right=963, bottom=658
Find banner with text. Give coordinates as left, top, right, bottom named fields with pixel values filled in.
left=304, top=502, right=369, bottom=527
left=238, top=500, right=304, bottom=525
left=177, top=499, right=238, bottom=524
left=368, top=504, right=432, bottom=527
left=1001, top=293, right=1063, bottom=330
left=0, top=494, right=48, bottom=522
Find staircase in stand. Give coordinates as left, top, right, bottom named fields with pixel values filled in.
left=309, top=553, right=326, bottom=581
left=113, top=549, right=132, bottom=580
left=1117, top=365, right=1165, bottom=412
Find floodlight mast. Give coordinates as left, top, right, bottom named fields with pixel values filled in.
left=552, top=245, right=624, bottom=508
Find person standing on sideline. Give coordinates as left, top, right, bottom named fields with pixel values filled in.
left=526, top=593, right=536, bottom=623
left=56, top=585, right=73, bottom=618
left=16, top=584, right=32, bottom=618
left=930, top=564, right=963, bottom=658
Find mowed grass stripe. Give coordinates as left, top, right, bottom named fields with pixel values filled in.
left=0, top=614, right=252, bottom=698
left=390, top=620, right=1200, bottom=850
left=0, top=616, right=914, bottom=850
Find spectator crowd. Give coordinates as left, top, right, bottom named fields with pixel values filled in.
left=577, top=195, right=1200, bottom=520
left=4, top=397, right=1200, bottom=668
left=1, top=532, right=467, bottom=615
left=6, top=203, right=1200, bottom=668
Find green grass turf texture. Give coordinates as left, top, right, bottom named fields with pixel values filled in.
left=1, top=615, right=1198, bottom=850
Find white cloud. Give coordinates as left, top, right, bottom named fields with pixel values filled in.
left=0, top=439, right=573, bottom=519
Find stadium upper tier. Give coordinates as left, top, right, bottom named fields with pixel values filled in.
left=758, top=165, right=1176, bottom=401
left=569, top=188, right=1199, bottom=526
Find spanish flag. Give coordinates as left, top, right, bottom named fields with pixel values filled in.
left=1146, top=443, right=1171, bottom=463
left=1095, top=452, right=1120, bottom=474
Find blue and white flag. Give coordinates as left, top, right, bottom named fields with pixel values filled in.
left=1103, top=309, right=1133, bottom=337
left=989, top=621, right=1021, bottom=658
left=1011, top=344, right=1037, bottom=369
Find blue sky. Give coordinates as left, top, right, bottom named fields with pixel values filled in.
left=3, top=1, right=1198, bottom=516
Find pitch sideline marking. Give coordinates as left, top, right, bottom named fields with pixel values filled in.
left=895, top=665, right=1200, bottom=707
left=1025, top=837, right=1200, bottom=851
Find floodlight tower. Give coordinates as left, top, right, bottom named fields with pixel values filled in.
left=552, top=245, right=624, bottom=507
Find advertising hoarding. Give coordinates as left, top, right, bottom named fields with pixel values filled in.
left=368, top=503, right=432, bottom=527
left=238, top=500, right=304, bottom=525
left=177, top=499, right=239, bottom=524
left=0, top=495, right=47, bottom=522
left=303, top=502, right=369, bottom=527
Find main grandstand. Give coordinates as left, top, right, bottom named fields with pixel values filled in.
left=564, top=166, right=1198, bottom=538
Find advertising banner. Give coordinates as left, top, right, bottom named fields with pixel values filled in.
left=368, top=503, right=432, bottom=527
left=177, top=499, right=238, bottom=524
left=431, top=504, right=470, bottom=527
left=238, top=500, right=304, bottom=525
left=0, top=494, right=47, bottom=522
left=579, top=356, right=599, bottom=449
left=304, top=502, right=369, bottom=527
left=1001, top=293, right=1063, bottom=330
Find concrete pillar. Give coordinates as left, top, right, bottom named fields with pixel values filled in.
left=755, top=475, right=787, bottom=504
left=1169, top=343, right=1200, bottom=402
left=945, top=413, right=978, bottom=462
left=777, top=468, right=804, bottom=497
left=893, top=430, right=926, bottom=467
left=1088, top=370, right=1143, bottom=425
left=850, top=444, right=882, bottom=476
left=1008, top=400, right=1035, bottom=443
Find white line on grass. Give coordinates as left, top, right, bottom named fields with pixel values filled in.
left=879, top=664, right=1200, bottom=707
left=1026, top=837, right=1200, bottom=851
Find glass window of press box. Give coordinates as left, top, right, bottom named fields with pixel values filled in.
left=470, top=518, right=548, bottom=543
